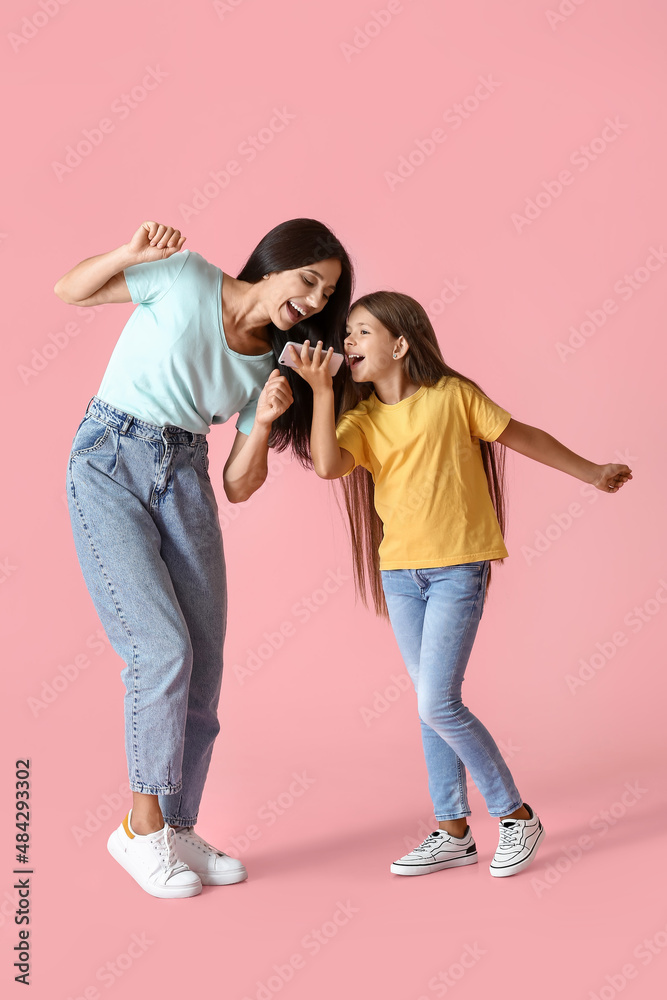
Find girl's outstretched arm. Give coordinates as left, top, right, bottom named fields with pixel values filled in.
left=496, top=418, right=632, bottom=493
left=288, top=340, right=354, bottom=479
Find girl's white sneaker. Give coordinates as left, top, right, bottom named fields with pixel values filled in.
left=489, top=802, right=545, bottom=877
left=107, top=811, right=202, bottom=898
left=171, top=827, right=248, bottom=885
left=390, top=826, right=478, bottom=876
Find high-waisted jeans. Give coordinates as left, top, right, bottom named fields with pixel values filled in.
left=66, top=396, right=227, bottom=827
left=381, top=561, right=523, bottom=821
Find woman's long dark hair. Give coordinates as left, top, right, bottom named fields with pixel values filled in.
left=334, top=291, right=509, bottom=619
left=237, top=218, right=354, bottom=466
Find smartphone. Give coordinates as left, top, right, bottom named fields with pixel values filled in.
left=278, top=341, right=345, bottom=376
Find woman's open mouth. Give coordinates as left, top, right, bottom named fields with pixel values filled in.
left=285, top=300, right=306, bottom=323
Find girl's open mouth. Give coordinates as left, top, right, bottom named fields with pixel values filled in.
left=347, top=354, right=365, bottom=369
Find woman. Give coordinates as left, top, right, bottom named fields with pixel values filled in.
left=56, top=218, right=353, bottom=898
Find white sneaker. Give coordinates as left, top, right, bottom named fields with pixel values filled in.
left=489, top=802, right=545, bottom=877
left=390, top=826, right=478, bottom=876
left=171, top=827, right=248, bottom=885
left=107, top=811, right=202, bottom=898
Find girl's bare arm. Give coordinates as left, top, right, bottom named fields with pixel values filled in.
left=286, top=341, right=354, bottom=479
left=496, top=418, right=632, bottom=493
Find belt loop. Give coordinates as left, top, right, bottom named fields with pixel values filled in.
left=85, top=395, right=95, bottom=415
left=120, top=415, right=134, bottom=434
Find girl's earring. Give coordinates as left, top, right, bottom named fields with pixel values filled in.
left=262, top=274, right=269, bottom=279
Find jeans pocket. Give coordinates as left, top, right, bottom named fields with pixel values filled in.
left=70, top=416, right=111, bottom=458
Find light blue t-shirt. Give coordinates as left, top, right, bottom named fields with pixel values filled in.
left=97, top=249, right=275, bottom=435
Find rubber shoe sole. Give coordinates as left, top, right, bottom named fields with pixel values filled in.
left=198, top=866, right=248, bottom=886
left=107, top=830, right=203, bottom=899
left=390, top=850, right=478, bottom=876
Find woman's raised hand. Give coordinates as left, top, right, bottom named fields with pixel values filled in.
left=125, top=221, right=187, bottom=264
left=288, top=340, right=335, bottom=393
left=254, top=370, right=294, bottom=429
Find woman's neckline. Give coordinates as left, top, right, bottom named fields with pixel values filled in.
left=218, top=271, right=274, bottom=360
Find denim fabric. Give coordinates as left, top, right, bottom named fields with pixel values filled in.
left=66, top=396, right=227, bottom=827
left=381, top=561, right=523, bottom=820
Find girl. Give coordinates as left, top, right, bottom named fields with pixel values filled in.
left=289, top=290, right=632, bottom=879
left=56, top=217, right=353, bottom=898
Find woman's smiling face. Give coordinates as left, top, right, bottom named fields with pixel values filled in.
left=263, top=257, right=342, bottom=330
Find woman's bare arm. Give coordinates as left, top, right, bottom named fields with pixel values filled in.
left=53, top=221, right=186, bottom=306
left=223, top=371, right=295, bottom=503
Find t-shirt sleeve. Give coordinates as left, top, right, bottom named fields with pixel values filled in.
left=235, top=396, right=259, bottom=436
left=459, top=380, right=511, bottom=442
left=123, top=250, right=190, bottom=305
left=335, top=413, right=371, bottom=477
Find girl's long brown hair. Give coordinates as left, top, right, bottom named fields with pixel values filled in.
left=333, top=291, right=509, bottom=619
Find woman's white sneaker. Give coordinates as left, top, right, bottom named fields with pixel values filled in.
left=390, top=826, right=478, bottom=876
left=171, top=827, right=248, bottom=885
left=107, top=811, right=202, bottom=898
left=489, top=802, right=545, bottom=877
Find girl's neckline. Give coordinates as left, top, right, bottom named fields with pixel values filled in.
left=371, top=384, right=427, bottom=409
left=217, top=270, right=274, bottom=360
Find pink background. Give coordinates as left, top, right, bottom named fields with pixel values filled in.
left=2, top=0, right=665, bottom=997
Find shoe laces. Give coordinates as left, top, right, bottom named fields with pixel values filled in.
left=177, top=828, right=224, bottom=857
left=497, top=821, right=522, bottom=849
left=153, top=826, right=189, bottom=874
left=413, top=832, right=446, bottom=855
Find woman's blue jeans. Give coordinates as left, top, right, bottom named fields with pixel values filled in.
left=66, top=397, right=227, bottom=827
left=381, top=561, right=523, bottom=821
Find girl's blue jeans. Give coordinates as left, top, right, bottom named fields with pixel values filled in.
left=66, top=397, right=227, bottom=827
left=381, top=561, right=524, bottom=821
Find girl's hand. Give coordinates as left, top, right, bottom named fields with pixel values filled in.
left=254, top=370, right=294, bottom=429
left=288, top=340, right=335, bottom=393
left=590, top=463, right=633, bottom=493
left=124, top=221, right=187, bottom=265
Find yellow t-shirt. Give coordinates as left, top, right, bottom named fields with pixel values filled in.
left=334, top=376, right=511, bottom=570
